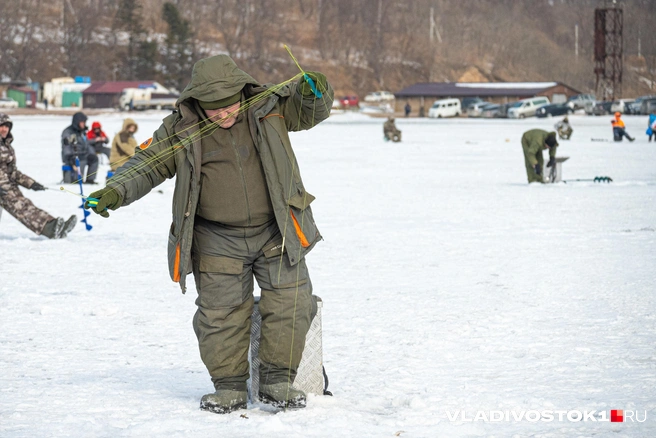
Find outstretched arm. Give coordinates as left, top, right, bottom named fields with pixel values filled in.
left=86, top=120, right=178, bottom=217
left=280, top=72, right=334, bottom=132
left=108, top=122, right=177, bottom=206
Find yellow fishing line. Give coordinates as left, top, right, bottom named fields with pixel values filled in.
left=78, top=75, right=303, bottom=187
left=272, top=44, right=334, bottom=408
left=284, top=44, right=306, bottom=75
left=104, top=76, right=301, bottom=186
left=59, top=186, right=86, bottom=198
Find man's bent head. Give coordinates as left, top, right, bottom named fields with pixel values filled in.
left=202, top=101, right=241, bottom=129
left=199, top=92, right=242, bottom=129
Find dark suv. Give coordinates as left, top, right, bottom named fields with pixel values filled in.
left=592, top=101, right=613, bottom=116
left=640, top=98, right=656, bottom=115
left=462, top=97, right=483, bottom=111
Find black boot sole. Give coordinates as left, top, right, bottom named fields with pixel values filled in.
left=200, top=400, right=247, bottom=414
left=258, top=392, right=306, bottom=409
left=58, top=216, right=77, bottom=238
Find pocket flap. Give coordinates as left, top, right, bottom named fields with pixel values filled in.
left=287, top=190, right=315, bottom=210
left=262, top=240, right=285, bottom=259
left=199, top=255, right=243, bottom=274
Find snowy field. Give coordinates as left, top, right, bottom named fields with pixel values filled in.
left=1, top=112, right=655, bottom=437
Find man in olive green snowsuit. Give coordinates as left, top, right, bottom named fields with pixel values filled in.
left=85, top=55, right=334, bottom=413
left=521, top=129, right=559, bottom=183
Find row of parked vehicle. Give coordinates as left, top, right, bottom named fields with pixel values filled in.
left=426, top=93, right=656, bottom=119
left=333, top=91, right=397, bottom=110
left=585, top=96, right=656, bottom=116
left=333, top=89, right=656, bottom=118
left=428, top=96, right=554, bottom=119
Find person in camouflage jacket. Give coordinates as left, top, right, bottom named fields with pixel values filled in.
left=0, top=113, right=76, bottom=238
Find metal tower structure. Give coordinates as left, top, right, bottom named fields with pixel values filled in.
left=594, top=4, right=623, bottom=100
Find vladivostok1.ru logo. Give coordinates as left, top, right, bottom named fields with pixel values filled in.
left=445, top=409, right=647, bottom=423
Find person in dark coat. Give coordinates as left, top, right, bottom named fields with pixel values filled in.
left=61, top=112, right=99, bottom=184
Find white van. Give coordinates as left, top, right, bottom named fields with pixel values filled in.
left=428, top=98, right=461, bottom=118
left=507, top=96, right=550, bottom=119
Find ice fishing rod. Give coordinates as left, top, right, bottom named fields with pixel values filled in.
left=563, top=176, right=613, bottom=183
left=54, top=186, right=106, bottom=210
left=284, top=44, right=322, bottom=98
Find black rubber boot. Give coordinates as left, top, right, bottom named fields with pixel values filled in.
left=59, top=215, right=77, bottom=238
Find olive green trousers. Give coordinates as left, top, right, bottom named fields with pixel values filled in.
left=191, top=217, right=313, bottom=391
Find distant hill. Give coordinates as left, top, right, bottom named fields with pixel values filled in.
left=1, top=0, right=654, bottom=98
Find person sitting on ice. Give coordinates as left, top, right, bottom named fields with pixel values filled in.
left=521, top=129, right=558, bottom=183
left=109, top=118, right=139, bottom=172
left=554, top=116, right=573, bottom=140
left=0, top=113, right=76, bottom=238
left=87, top=121, right=111, bottom=159
left=611, top=112, right=635, bottom=142
left=383, top=117, right=402, bottom=142
left=61, top=112, right=99, bottom=184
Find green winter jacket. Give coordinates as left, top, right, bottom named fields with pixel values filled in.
left=107, top=55, right=334, bottom=292
left=521, top=129, right=557, bottom=166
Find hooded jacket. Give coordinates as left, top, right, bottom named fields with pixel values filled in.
left=109, top=118, right=139, bottom=171
left=87, top=121, right=109, bottom=143
left=61, top=112, right=92, bottom=165
left=106, top=55, right=334, bottom=292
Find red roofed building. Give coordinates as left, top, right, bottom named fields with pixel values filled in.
left=82, top=81, right=168, bottom=109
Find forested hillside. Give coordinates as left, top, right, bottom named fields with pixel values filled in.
left=1, top=0, right=655, bottom=96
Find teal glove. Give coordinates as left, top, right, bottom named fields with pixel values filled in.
left=299, top=71, right=327, bottom=97
left=84, top=187, right=123, bottom=218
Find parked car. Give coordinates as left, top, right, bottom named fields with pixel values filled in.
left=467, top=101, right=492, bottom=117
left=494, top=102, right=515, bottom=118
left=626, top=101, right=641, bottom=115
left=481, top=104, right=501, bottom=118
left=339, top=95, right=359, bottom=109
left=507, top=96, right=550, bottom=118
left=428, top=98, right=461, bottom=118
left=566, top=94, right=596, bottom=110
left=364, top=91, right=395, bottom=103
left=535, top=103, right=572, bottom=118
left=640, top=98, right=656, bottom=115
left=591, top=101, right=613, bottom=116
left=626, top=95, right=655, bottom=115
left=0, top=97, right=19, bottom=109
left=462, top=97, right=483, bottom=111
left=610, top=99, right=635, bottom=114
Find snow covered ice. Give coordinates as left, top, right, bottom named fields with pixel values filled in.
left=1, top=112, right=655, bottom=437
